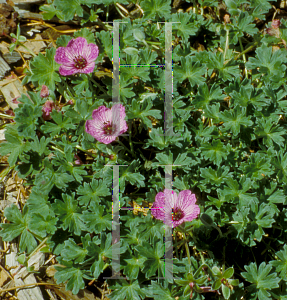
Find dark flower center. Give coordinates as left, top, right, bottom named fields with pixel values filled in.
left=103, top=122, right=115, bottom=134
left=173, top=207, right=184, bottom=221
left=73, top=55, right=87, bottom=69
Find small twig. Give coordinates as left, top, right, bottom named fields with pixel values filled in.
left=16, top=49, right=30, bottom=70
left=223, top=27, right=229, bottom=60
left=46, top=31, right=57, bottom=48
left=116, top=3, right=129, bottom=16
left=0, top=264, right=14, bottom=281
left=0, top=282, right=57, bottom=294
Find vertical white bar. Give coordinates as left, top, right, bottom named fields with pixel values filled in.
left=103, top=165, right=127, bottom=280
left=164, top=23, right=174, bottom=136
left=164, top=165, right=173, bottom=281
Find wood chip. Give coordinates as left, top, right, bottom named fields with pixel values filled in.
left=0, top=267, right=10, bottom=287
left=17, top=34, right=46, bottom=59
left=0, top=42, right=21, bottom=64
left=0, top=56, right=10, bottom=80
left=0, top=79, right=25, bottom=109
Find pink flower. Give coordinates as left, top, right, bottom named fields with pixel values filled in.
left=85, top=103, right=128, bottom=144
left=42, top=100, right=55, bottom=121
left=151, top=189, right=200, bottom=228
left=74, top=154, right=83, bottom=165
left=40, top=85, right=49, bottom=98
left=54, top=37, right=99, bottom=76
left=271, top=19, right=281, bottom=29
left=12, top=96, right=21, bottom=104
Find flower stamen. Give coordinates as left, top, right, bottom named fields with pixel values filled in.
left=173, top=207, right=184, bottom=221
left=73, top=55, right=87, bottom=69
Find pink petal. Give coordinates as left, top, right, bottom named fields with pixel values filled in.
left=85, top=43, right=99, bottom=62
left=55, top=47, right=71, bottom=64
left=79, top=61, right=95, bottom=74
left=66, top=37, right=88, bottom=57
left=58, top=65, right=78, bottom=76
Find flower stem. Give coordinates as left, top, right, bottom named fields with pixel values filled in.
left=223, top=27, right=229, bottom=61
left=18, top=42, right=36, bottom=57
left=128, top=121, right=135, bottom=157
left=0, top=112, right=14, bottom=119
left=174, top=232, right=179, bottom=258
left=117, top=140, right=134, bottom=156
left=239, top=37, right=248, bottom=77
left=90, top=76, right=108, bottom=95
left=183, top=232, right=191, bottom=267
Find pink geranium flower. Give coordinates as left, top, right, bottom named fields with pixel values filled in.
left=85, top=103, right=128, bottom=144
left=151, top=189, right=200, bottom=228
left=42, top=100, right=55, bottom=121
left=40, top=85, right=49, bottom=98
left=54, top=37, right=99, bottom=76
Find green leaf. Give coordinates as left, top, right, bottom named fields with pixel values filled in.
left=96, top=30, right=113, bottom=60
left=152, top=151, right=193, bottom=173
left=54, top=262, right=86, bottom=295
left=52, top=193, right=86, bottom=236
left=28, top=213, right=58, bottom=238
left=138, top=48, right=158, bottom=64
left=192, top=83, right=225, bottom=109
left=229, top=11, right=258, bottom=44
left=135, top=238, right=165, bottom=278
left=254, top=116, right=286, bottom=147
left=29, top=48, right=61, bottom=91
left=222, top=284, right=231, bottom=299
left=0, top=130, right=31, bottom=166
left=270, top=244, right=287, bottom=281
left=61, top=234, right=92, bottom=263
left=39, top=4, right=65, bottom=20
left=241, top=262, right=280, bottom=300
left=207, top=52, right=240, bottom=81
left=120, top=160, right=145, bottom=191
left=144, top=281, right=175, bottom=300
left=212, top=266, right=221, bottom=276
left=80, top=203, right=112, bottom=233
left=171, top=12, right=200, bottom=42
left=14, top=104, right=43, bottom=139
left=200, top=165, right=230, bottom=186
left=41, top=109, right=76, bottom=137
left=246, top=45, right=287, bottom=84
left=200, top=139, right=232, bottom=166
left=140, top=0, right=171, bottom=20
left=0, top=204, right=37, bottom=254
left=123, top=256, right=145, bottom=280
left=108, top=280, right=146, bottom=300
left=223, top=267, right=234, bottom=279
left=52, top=0, right=91, bottom=22
left=174, top=56, right=206, bottom=87
left=219, top=106, right=253, bottom=136
left=74, top=27, right=95, bottom=44
left=77, top=179, right=110, bottom=207
left=239, top=152, right=274, bottom=180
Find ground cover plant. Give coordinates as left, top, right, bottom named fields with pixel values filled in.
left=1, top=0, right=287, bottom=299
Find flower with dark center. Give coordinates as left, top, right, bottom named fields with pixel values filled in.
left=54, top=37, right=99, bottom=76
left=73, top=55, right=87, bottom=69
left=151, top=189, right=200, bottom=228
left=85, top=103, right=128, bottom=144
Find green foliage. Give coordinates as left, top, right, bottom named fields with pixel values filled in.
left=29, top=48, right=61, bottom=91
left=2, top=0, right=287, bottom=298
left=241, top=262, right=280, bottom=300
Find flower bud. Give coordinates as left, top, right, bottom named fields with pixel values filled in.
left=40, top=85, right=49, bottom=98
left=42, top=100, right=55, bottom=121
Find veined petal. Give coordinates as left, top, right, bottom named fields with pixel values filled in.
left=78, top=61, right=95, bottom=74
left=66, top=37, right=88, bottom=57
left=85, top=43, right=99, bottom=62
left=55, top=47, right=71, bottom=64
left=59, top=65, right=78, bottom=76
